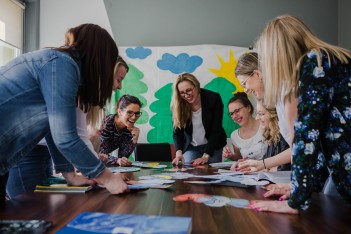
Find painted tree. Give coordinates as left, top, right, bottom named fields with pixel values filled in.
left=147, top=83, right=173, bottom=143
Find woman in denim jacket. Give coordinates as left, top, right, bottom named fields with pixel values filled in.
left=0, top=24, right=128, bottom=196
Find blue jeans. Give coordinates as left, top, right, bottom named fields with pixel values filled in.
left=6, top=145, right=53, bottom=198
left=0, top=48, right=104, bottom=178
left=183, top=144, right=223, bottom=163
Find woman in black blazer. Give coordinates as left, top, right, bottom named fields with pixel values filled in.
left=171, top=73, right=227, bottom=165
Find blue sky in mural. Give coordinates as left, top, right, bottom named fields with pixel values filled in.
left=126, top=46, right=152, bottom=59
left=157, top=53, right=203, bottom=74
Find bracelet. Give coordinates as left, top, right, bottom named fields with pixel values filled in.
left=202, top=154, right=209, bottom=160
left=262, top=158, right=267, bottom=169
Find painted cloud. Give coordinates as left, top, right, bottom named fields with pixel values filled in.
left=157, top=53, right=203, bottom=74
left=126, top=46, right=152, bottom=59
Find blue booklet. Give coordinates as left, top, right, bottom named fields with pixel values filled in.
left=56, top=212, right=192, bottom=234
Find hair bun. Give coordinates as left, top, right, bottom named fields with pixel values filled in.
left=234, top=92, right=248, bottom=98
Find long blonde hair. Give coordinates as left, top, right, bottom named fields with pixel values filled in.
left=257, top=15, right=351, bottom=107
left=171, top=73, right=200, bottom=129
left=258, top=101, right=281, bottom=145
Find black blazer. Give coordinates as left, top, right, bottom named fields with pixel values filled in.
left=173, top=88, right=227, bottom=157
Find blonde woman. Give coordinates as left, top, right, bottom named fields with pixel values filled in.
left=233, top=52, right=291, bottom=172
left=171, top=73, right=227, bottom=165
left=251, top=15, right=351, bottom=214
left=257, top=101, right=290, bottom=171
left=88, top=56, right=129, bottom=153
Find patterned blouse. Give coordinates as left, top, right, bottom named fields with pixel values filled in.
left=289, top=50, right=351, bottom=210
left=99, top=114, right=135, bottom=165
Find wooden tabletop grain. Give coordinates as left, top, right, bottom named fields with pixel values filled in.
left=1, top=163, right=350, bottom=234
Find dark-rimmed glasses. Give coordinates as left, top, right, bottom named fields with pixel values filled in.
left=228, top=106, right=246, bottom=117
left=125, top=110, right=142, bottom=117
left=179, top=86, right=195, bottom=97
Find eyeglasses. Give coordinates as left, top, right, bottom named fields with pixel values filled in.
left=124, top=110, right=142, bottom=117
left=228, top=106, right=246, bottom=117
left=240, top=73, right=254, bottom=88
left=179, top=87, right=195, bottom=97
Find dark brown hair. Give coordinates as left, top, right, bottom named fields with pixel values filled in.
left=228, top=92, right=254, bottom=115
left=116, top=95, right=142, bottom=112
left=57, top=24, right=118, bottom=112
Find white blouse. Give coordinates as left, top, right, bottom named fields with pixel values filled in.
left=230, top=124, right=268, bottom=160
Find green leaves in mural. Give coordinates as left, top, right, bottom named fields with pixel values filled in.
left=204, top=77, right=240, bottom=137
left=112, top=64, right=149, bottom=124
left=147, top=83, right=173, bottom=143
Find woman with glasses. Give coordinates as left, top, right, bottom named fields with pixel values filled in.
left=223, top=92, right=267, bottom=161
left=99, top=95, right=142, bottom=166
left=233, top=52, right=292, bottom=172
left=171, top=73, right=227, bottom=166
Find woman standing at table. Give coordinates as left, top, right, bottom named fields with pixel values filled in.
left=99, top=95, right=142, bottom=166
left=250, top=15, right=351, bottom=213
left=223, top=92, right=267, bottom=161
left=171, top=73, right=227, bottom=166
left=0, top=23, right=129, bottom=196
left=5, top=56, right=130, bottom=198
left=232, top=52, right=292, bottom=172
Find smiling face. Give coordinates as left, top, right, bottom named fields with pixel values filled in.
left=113, top=65, right=127, bottom=91
left=117, top=103, right=141, bottom=128
left=228, top=101, right=251, bottom=126
left=256, top=102, right=269, bottom=129
left=237, top=70, right=264, bottom=99
left=177, top=81, right=199, bottom=104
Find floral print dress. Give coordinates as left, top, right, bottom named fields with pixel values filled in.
left=99, top=114, right=135, bottom=165
left=289, top=50, right=351, bottom=210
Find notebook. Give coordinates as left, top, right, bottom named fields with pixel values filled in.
left=56, top=212, right=192, bottom=234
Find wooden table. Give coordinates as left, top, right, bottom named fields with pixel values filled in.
left=1, top=163, right=350, bottom=234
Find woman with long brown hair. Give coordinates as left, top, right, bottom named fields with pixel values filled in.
left=0, top=24, right=129, bottom=198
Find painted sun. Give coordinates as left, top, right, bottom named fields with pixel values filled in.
left=208, top=49, right=245, bottom=93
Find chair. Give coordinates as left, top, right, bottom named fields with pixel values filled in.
left=134, top=143, right=173, bottom=162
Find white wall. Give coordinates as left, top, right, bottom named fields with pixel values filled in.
left=40, top=0, right=113, bottom=48
left=338, top=0, right=351, bottom=50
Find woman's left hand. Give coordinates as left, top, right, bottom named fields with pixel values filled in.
left=192, top=154, right=209, bottom=165
left=262, top=183, right=291, bottom=200
left=250, top=200, right=298, bottom=214
left=117, top=157, right=132, bottom=166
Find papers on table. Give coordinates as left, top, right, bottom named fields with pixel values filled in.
left=132, top=161, right=168, bottom=169
left=109, top=167, right=141, bottom=173
left=209, top=161, right=234, bottom=168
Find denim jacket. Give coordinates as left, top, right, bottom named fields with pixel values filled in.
left=0, top=48, right=105, bottom=178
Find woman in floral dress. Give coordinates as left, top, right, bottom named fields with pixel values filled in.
left=251, top=15, right=351, bottom=214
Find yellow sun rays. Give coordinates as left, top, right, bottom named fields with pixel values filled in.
left=208, top=49, right=244, bottom=93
